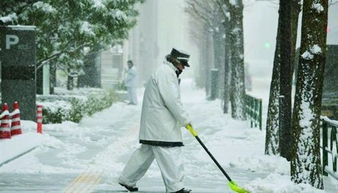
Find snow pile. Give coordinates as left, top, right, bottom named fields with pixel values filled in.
left=230, top=155, right=289, bottom=174
left=177, top=79, right=334, bottom=192
left=0, top=120, right=68, bottom=173
left=247, top=173, right=325, bottom=193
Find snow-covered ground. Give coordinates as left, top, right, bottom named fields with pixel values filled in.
left=0, top=78, right=337, bottom=193
left=0, top=132, right=43, bottom=166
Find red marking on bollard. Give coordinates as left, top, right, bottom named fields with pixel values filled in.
left=10, top=101, right=22, bottom=136
left=36, top=105, right=43, bottom=134
left=0, top=103, right=11, bottom=139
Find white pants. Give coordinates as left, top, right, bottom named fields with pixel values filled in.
left=127, top=87, right=138, bottom=104
left=119, top=144, right=184, bottom=193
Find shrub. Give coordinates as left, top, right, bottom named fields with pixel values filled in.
left=39, top=89, right=118, bottom=123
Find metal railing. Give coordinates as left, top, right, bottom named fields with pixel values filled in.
left=245, top=94, right=262, bottom=130
left=321, top=117, right=338, bottom=180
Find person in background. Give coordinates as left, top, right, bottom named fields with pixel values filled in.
left=125, top=60, right=138, bottom=105
left=118, top=48, right=192, bottom=193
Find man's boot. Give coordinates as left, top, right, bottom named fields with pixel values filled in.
left=119, top=182, right=138, bottom=192
left=173, top=188, right=192, bottom=193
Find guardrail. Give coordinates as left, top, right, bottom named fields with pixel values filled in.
left=321, top=116, right=338, bottom=180
left=245, top=94, right=262, bottom=130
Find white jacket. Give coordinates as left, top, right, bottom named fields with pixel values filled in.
left=125, top=66, right=137, bottom=88
left=139, top=62, right=190, bottom=146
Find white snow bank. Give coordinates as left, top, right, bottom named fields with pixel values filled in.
left=247, top=173, right=325, bottom=193
left=230, top=155, right=289, bottom=174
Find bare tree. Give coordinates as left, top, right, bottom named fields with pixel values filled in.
left=214, top=0, right=231, bottom=113
left=291, top=0, right=328, bottom=188
left=186, top=0, right=245, bottom=118
left=265, top=0, right=301, bottom=157
left=279, top=0, right=301, bottom=160
left=186, top=0, right=227, bottom=99
left=186, top=0, right=218, bottom=95
left=223, top=0, right=246, bottom=120
left=186, top=10, right=211, bottom=89
left=265, top=15, right=281, bottom=155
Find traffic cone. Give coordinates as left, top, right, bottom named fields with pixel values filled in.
left=36, top=105, right=43, bottom=134
left=0, top=103, right=11, bottom=139
left=10, top=101, right=22, bottom=136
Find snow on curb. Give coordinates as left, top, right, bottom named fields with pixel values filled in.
left=0, top=133, right=43, bottom=167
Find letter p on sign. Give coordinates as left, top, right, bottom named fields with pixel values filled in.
left=6, top=35, right=19, bottom=49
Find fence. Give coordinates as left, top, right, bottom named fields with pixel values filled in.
left=245, top=94, right=262, bottom=130
left=321, top=117, right=338, bottom=180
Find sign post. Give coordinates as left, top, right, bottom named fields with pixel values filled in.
left=0, top=25, right=36, bottom=121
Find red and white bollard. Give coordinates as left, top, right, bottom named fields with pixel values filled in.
left=37, top=105, right=43, bottom=134
left=0, top=103, right=11, bottom=139
left=10, top=101, right=22, bottom=136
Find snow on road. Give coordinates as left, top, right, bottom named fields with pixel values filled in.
left=0, top=79, right=337, bottom=193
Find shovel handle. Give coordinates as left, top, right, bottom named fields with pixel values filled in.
left=185, top=124, right=233, bottom=182
left=186, top=124, right=198, bottom=137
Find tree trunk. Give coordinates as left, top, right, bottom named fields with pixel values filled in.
left=291, top=0, right=328, bottom=188
left=279, top=0, right=301, bottom=161
left=67, top=75, right=74, bottom=90
left=205, top=32, right=213, bottom=97
left=279, top=0, right=292, bottom=160
left=265, top=25, right=281, bottom=155
left=229, top=0, right=246, bottom=120
left=197, top=46, right=206, bottom=88
left=213, top=31, right=224, bottom=99
left=265, top=0, right=300, bottom=156
left=50, top=63, right=56, bottom=94
left=223, top=27, right=230, bottom=114
left=36, top=67, right=43, bottom=95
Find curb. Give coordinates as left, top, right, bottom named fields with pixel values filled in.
left=0, top=133, right=43, bottom=168
left=0, top=146, right=37, bottom=167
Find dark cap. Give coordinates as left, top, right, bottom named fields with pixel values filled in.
left=167, top=48, right=190, bottom=67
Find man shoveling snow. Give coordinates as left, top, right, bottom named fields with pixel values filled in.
left=118, top=48, right=192, bottom=193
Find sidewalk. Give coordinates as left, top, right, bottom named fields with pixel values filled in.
left=0, top=131, right=43, bottom=168
left=0, top=79, right=337, bottom=193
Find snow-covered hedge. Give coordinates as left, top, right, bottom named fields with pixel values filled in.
left=37, top=89, right=118, bottom=123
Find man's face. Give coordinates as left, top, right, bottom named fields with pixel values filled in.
left=176, top=62, right=185, bottom=71
left=128, top=62, right=133, bottom=68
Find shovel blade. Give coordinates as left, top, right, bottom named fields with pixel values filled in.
left=228, top=181, right=250, bottom=193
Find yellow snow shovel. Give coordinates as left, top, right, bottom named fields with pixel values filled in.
left=186, top=124, right=250, bottom=193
